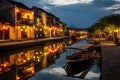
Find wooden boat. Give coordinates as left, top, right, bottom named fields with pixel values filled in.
left=86, top=38, right=100, bottom=51
left=65, top=43, right=96, bottom=65
left=63, top=58, right=94, bottom=78
left=64, top=43, right=98, bottom=78
left=65, top=50, right=96, bottom=66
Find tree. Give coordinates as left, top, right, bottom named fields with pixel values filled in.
left=88, top=14, right=120, bottom=34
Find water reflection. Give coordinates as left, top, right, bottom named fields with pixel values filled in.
left=0, top=39, right=100, bottom=80
left=0, top=41, right=66, bottom=80
left=63, top=58, right=94, bottom=78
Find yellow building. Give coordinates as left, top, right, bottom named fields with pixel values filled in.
left=0, top=0, right=67, bottom=40
left=46, top=13, right=60, bottom=37
left=32, top=6, right=45, bottom=39
left=32, top=6, right=48, bottom=38
left=32, top=6, right=62, bottom=38
left=0, top=13, right=14, bottom=40
left=59, top=22, right=67, bottom=36
left=0, top=0, right=34, bottom=40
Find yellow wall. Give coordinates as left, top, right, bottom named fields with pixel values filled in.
left=9, top=26, right=15, bottom=40
left=16, top=7, right=34, bottom=20
left=41, top=12, right=47, bottom=37
left=27, top=26, right=34, bottom=39
left=17, top=26, right=21, bottom=39
left=15, top=7, right=34, bottom=39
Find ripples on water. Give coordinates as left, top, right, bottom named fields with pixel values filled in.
left=0, top=39, right=100, bottom=80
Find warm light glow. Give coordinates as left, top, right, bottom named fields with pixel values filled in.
left=25, top=53, right=28, bottom=56
left=60, top=28, right=62, bottom=32
left=37, top=59, right=40, bottom=62
left=23, top=26, right=25, bottom=28
left=3, top=26, right=5, bottom=29
left=69, top=40, right=72, bottom=44
left=5, top=27, right=8, bottom=30
left=3, top=64, right=7, bottom=67
left=0, top=68, right=2, bottom=72
left=32, top=12, right=34, bottom=15
left=109, top=31, right=112, bottom=33
left=27, top=13, right=30, bottom=15
left=16, top=76, right=20, bottom=80
left=34, top=56, right=36, bottom=59
left=23, top=60, right=26, bottom=62
left=0, top=28, right=3, bottom=30
left=36, top=28, right=38, bottom=31
left=21, top=52, right=24, bottom=54
left=27, top=27, right=30, bottom=29
left=16, top=9, right=19, bottom=12
left=18, top=26, right=21, bottom=29
left=36, top=52, right=38, bottom=55
left=37, top=56, right=39, bottom=59
left=40, top=29, right=42, bottom=31
left=25, top=29, right=27, bottom=32
left=32, top=70, right=34, bottom=73
left=33, top=26, right=35, bottom=29
left=114, top=29, right=118, bottom=32
left=18, top=59, right=21, bottom=61
left=40, top=51, right=42, bottom=54
left=44, top=27, right=47, bottom=29
left=20, top=29, right=23, bottom=31
left=28, top=58, right=30, bottom=60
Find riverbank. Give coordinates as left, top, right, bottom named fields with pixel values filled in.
left=100, top=38, right=120, bottom=80
left=0, top=36, right=69, bottom=52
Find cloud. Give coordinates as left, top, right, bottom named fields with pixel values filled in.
left=104, top=4, right=120, bottom=10
left=114, top=0, right=120, bottom=2
left=14, top=0, right=116, bottom=27
left=39, top=0, right=94, bottom=6
left=43, top=6, right=51, bottom=9
left=113, top=10, right=120, bottom=14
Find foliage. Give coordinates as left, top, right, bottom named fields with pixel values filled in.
left=88, top=14, right=120, bottom=34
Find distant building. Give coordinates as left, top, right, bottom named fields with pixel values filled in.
left=59, top=21, right=67, bottom=36
left=68, top=27, right=88, bottom=40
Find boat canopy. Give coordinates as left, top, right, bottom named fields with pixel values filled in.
left=65, top=43, right=93, bottom=50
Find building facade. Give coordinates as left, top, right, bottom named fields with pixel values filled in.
left=0, top=0, right=34, bottom=40
left=0, top=0, right=68, bottom=41
left=0, top=13, right=14, bottom=40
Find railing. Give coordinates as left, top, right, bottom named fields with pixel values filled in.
left=18, top=18, right=34, bottom=25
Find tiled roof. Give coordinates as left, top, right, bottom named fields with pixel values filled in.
left=32, top=6, right=47, bottom=13
left=7, top=0, right=31, bottom=10
left=0, top=13, right=14, bottom=24
left=32, top=6, right=59, bottom=19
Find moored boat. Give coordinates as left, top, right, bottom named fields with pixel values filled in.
left=65, top=43, right=96, bottom=65
left=86, top=38, right=100, bottom=51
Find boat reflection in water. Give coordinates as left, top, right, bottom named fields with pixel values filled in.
left=64, top=43, right=97, bottom=78
left=0, top=41, right=65, bottom=80
left=63, top=58, right=94, bottom=78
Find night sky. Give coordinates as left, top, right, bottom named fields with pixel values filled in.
left=15, top=0, right=120, bottom=28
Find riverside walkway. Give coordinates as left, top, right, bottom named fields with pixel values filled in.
left=0, top=36, right=69, bottom=51
left=100, top=38, right=120, bottom=80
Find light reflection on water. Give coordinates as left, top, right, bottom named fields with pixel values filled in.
left=0, top=39, right=100, bottom=80
left=29, top=51, right=100, bottom=80
left=29, top=40, right=100, bottom=80
left=0, top=41, right=65, bottom=80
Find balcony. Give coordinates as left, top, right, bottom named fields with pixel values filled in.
left=17, top=18, right=34, bottom=25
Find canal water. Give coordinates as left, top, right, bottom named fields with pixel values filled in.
left=0, top=39, right=100, bottom=80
